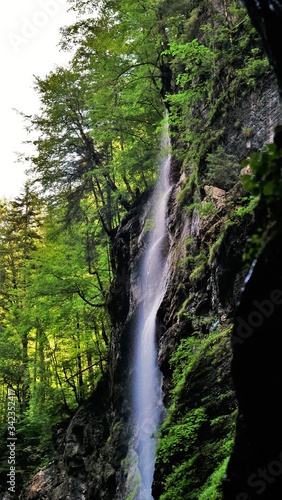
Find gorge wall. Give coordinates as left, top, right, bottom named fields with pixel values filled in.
left=18, top=71, right=281, bottom=500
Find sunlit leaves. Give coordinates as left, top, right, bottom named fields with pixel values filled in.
left=242, top=143, right=282, bottom=201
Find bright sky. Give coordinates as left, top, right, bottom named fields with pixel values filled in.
left=0, top=0, right=77, bottom=199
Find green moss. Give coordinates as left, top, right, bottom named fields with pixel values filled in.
left=207, top=192, right=258, bottom=264
left=121, top=455, right=142, bottom=500
left=144, top=218, right=154, bottom=232
left=159, top=455, right=202, bottom=500
left=177, top=295, right=194, bottom=319
left=208, top=233, right=225, bottom=263
left=177, top=172, right=197, bottom=206
left=156, top=326, right=236, bottom=499
left=178, top=250, right=208, bottom=284
left=230, top=195, right=258, bottom=220
left=184, top=237, right=195, bottom=249
left=189, top=253, right=208, bottom=282
left=184, top=201, right=216, bottom=218
left=242, top=126, right=255, bottom=138
left=158, top=406, right=207, bottom=461
left=198, top=456, right=231, bottom=500
left=125, top=472, right=141, bottom=500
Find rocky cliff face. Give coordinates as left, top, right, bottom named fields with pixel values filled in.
left=222, top=229, right=282, bottom=500
left=19, top=73, right=281, bottom=500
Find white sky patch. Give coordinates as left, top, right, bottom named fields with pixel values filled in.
left=0, top=0, right=77, bottom=199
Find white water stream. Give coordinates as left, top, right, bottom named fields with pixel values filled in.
left=131, top=120, right=173, bottom=498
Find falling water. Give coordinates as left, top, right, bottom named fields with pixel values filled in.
left=131, top=117, right=173, bottom=499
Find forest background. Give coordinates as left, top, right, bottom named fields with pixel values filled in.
left=0, top=0, right=271, bottom=490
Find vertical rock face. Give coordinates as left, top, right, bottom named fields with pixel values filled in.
left=212, top=74, right=281, bottom=162
left=19, top=73, right=281, bottom=500
left=222, top=5, right=282, bottom=498
left=241, top=0, right=282, bottom=97
left=223, top=230, right=282, bottom=500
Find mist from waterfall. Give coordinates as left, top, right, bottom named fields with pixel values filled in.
left=132, top=117, right=172, bottom=499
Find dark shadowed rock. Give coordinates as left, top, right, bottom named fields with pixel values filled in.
left=223, top=230, right=282, bottom=499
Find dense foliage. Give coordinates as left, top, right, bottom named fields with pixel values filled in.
left=156, top=326, right=236, bottom=499
left=0, top=0, right=271, bottom=496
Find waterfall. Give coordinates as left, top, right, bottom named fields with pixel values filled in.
left=130, top=117, right=172, bottom=499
